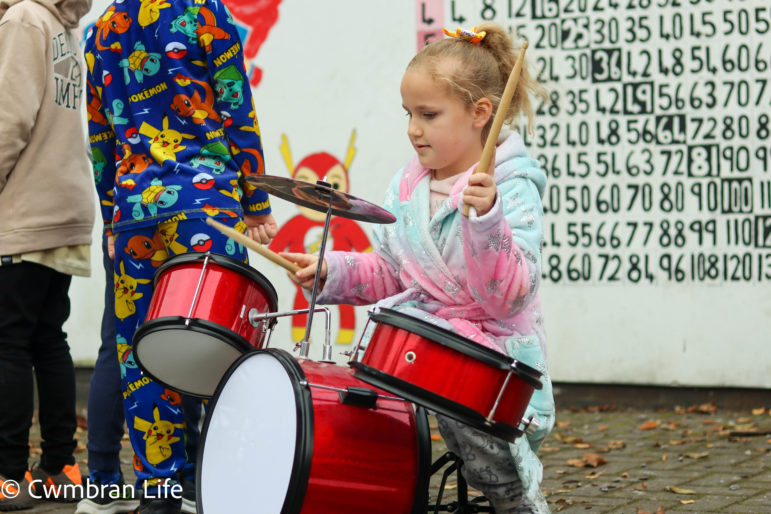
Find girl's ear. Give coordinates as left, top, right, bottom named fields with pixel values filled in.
left=472, top=97, right=493, bottom=128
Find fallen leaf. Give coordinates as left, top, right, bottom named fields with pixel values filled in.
left=729, top=427, right=771, bottom=437
left=430, top=434, right=443, bottom=441
left=607, top=440, right=626, bottom=449
left=565, top=459, right=585, bottom=468
left=584, top=471, right=604, bottom=479
left=751, top=407, right=766, bottom=415
left=556, top=420, right=571, bottom=428
left=667, top=486, right=696, bottom=494
left=573, top=443, right=593, bottom=449
left=620, top=472, right=630, bottom=478
left=656, top=508, right=666, bottom=514
left=583, top=453, right=607, bottom=467
left=661, top=454, right=668, bottom=461
left=684, top=452, right=709, bottom=459
left=669, top=439, right=687, bottom=445
left=639, top=420, right=660, bottom=430
left=597, top=425, right=609, bottom=431
left=686, top=403, right=718, bottom=414
left=737, top=417, right=752, bottom=423
left=636, top=509, right=650, bottom=514
left=680, top=500, right=696, bottom=505
left=554, top=433, right=583, bottom=444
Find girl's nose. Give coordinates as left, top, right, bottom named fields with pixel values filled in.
left=408, top=118, right=421, bottom=138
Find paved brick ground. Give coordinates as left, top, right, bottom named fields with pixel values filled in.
left=19, top=400, right=771, bottom=513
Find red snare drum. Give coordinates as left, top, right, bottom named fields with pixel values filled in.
left=134, top=252, right=277, bottom=398
left=198, top=349, right=430, bottom=514
left=350, top=308, right=543, bottom=443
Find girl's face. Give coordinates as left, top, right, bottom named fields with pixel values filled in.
left=400, top=64, right=489, bottom=180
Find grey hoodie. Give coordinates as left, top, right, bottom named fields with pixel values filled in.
left=0, top=0, right=95, bottom=255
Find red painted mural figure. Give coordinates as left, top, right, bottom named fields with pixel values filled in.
left=225, top=0, right=282, bottom=86
left=269, top=132, right=372, bottom=344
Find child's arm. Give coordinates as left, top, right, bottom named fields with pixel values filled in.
left=83, top=51, right=117, bottom=237
left=462, top=172, right=543, bottom=319
left=200, top=0, right=271, bottom=218
left=0, top=20, right=45, bottom=193
left=282, top=172, right=404, bottom=304
left=282, top=249, right=403, bottom=306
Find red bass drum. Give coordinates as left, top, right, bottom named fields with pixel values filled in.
left=197, top=349, right=430, bottom=513
left=134, top=252, right=278, bottom=397
left=350, top=308, right=543, bottom=442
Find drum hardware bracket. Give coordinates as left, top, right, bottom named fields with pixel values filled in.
left=521, top=415, right=540, bottom=436
left=302, top=381, right=404, bottom=403
left=339, top=386, right=378, bottom=409
left=404, top=351, right=417, bottom=364
left=249, top=307, right=332, bottom=360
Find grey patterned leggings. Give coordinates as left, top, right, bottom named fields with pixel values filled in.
left=436, top=415, right=551, bottom=513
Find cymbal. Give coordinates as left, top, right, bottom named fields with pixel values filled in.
left=245, top=175, right=396, bottom=224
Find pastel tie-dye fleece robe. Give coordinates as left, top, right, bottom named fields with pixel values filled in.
left=316, top=131, right=555, bottom=499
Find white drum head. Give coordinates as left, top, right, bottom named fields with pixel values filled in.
left=134, top=322, right=247, bottom=397
left=199, top=351, right=305, bottom=513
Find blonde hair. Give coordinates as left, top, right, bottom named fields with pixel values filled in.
left=407, top=23, right=547, bottom=137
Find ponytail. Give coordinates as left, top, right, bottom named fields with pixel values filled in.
left=408, top=22, right=548, bottom=137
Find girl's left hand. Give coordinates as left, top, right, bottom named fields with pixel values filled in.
left=244, top=213, right=278, bottom=244
left=463, top=173, right=497, bottom=216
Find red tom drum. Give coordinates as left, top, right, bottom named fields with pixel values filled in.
left=198, top=349, right=430, bottom=513
left=350, top=308, right=543, bottom=442
left=134, top=252, right=277, bottom=398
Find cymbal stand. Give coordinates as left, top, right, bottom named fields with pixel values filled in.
left=299, top=181, right=335, bottom=359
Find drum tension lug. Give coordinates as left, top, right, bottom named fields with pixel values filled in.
left=521, top=415, right=540, bottom=436
left=340, top=386, right=378, bottom=409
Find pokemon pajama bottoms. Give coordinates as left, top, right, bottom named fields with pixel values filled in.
left=112, top=216, right=248, bottom=488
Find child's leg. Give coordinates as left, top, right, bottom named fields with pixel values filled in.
left=86, top=236, right=125, bottom=480
left=436, top=415, right=550, bottom=513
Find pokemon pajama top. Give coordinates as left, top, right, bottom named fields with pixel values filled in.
left=84, top=0, right=270, bottom=487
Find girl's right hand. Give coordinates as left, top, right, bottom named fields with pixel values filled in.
left=280, top=252, right=327, bottom=291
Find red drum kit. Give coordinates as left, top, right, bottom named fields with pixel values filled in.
left=131, top=176, right=542, bottom=514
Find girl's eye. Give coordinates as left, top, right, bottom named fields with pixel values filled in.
left=423, top=112, right=436, bottom=119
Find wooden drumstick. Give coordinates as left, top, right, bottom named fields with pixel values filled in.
left=463, top=41, right=529, bottom=217
left=205, top=217, right=301, bottom=273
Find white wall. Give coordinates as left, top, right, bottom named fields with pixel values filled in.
left=67, top=0, right=771, bottom=388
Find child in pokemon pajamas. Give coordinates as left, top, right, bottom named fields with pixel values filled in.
left=84, top=0, right=276, bottom=509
